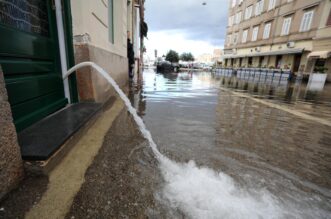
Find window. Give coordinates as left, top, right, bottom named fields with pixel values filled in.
left=252, top=26, right=259, bottom=41
left=263, top=22, right=271, bottom=39
left=242, top=29, right=248, bottom=43
left=255, top=0, right=264, bottom=16
left=327, top=9, right=331, bottom=26
left=245, top=5, right=253, bottom=20
left=228, top=15, right=234, bottom=26
left=108, top=0, right=114, bottom=43
left=268, top=0, right=276, bottom=11
left=255, top=2, right=260, bottom=16
left=314, top=59, right=326, bottom=72
left=233, top=32, right=239, bottom=44
left=227, top=34, right=232, bottom=45
left=235, top=11, right=242, bottom=24
left=248, top=57, right=253, bottom=66
left=276, top=55, right=282, bottom=68
left=232, top=0, right=236, bottom=8
left=281, top=17, right=291, bottom=36
left=300, top=11, right=314, bottom=32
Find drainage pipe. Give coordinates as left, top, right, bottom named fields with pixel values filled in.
left=55, top=0, right=71, bottom=103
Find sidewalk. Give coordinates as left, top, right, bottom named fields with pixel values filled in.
left=1, top=98, right=162, bottom=218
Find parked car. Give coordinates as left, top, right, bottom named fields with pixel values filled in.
left=156, top=61, right=174, bottom=73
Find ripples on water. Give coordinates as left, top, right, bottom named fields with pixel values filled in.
left=128, top=68, right=331, bottom=218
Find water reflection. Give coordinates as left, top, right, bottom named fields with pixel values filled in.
left=128, top=69, right=331, bottom=217
left=214, top=72, right=331, bottom=104
left=214, top=73, right=331, bottom=121
left=128, top=85, right=146, bottom=117
left=217, top=91, right=331, bottom=192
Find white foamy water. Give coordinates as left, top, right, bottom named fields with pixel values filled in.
left=65, top=63, right=329, bottom=219
left=159, top=159, right=287, bottom=219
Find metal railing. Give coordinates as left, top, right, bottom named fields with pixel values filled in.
left=213, top=67, right=292, bottom=84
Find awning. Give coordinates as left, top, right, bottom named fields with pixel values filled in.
left=307, top=51, right=331, bottom=59
left=223, top=54, right=246, bottom=59
left=223, top=48, right=304, bottom=59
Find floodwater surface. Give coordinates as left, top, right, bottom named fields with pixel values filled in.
left=128, top=69, right=331, bottom=218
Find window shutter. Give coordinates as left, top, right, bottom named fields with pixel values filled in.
left=300, top=11, right=314, bottom=32
left=286, top=18, right=291, bottom=34
left=327, top=9, right=331, bottom=26
left=307, top=12, right=313, bottom=30
left=282, top=17, right=291, bottom=35
left=263, top=23, right=271, bottom=39
left=300, top=14, right=306, bottom=31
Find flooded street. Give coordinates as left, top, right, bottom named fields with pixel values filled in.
left=3, top=68, right=330, bottom=219
left=2, top=0, right=331, bottom=218
left=128, top=69, right=331, bottom=218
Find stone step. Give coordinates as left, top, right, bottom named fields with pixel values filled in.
left=17, top=102, right=103, bottom=175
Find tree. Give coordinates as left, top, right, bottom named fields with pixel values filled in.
left=165, top=50, right=179, bottom=63
left=180, top=52, right=195, bottom=61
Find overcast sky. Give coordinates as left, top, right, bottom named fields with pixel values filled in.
left=144, top=0, right=229, bottom=59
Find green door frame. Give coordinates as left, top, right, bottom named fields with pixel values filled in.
left=1, top=0, right=78, bottom=131
left=1, top=0, right=69, bottom=131
left=63, top=0, right=78, bottom=103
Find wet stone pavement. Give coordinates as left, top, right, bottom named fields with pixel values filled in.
left=65, top=110, right=177, bottom=218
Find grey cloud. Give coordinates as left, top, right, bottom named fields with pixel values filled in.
left=145, top=0, right=229, bottom=47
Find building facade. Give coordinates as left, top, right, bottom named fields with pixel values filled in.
left=0, top=0, right=146, bottom=200
left=196, top=53, right=213, bottom=63
left=71, top=0, right=145, bottom=102
left=212, top=49, right=224, bottom=64
left=224, top=0, right=331, bottom=80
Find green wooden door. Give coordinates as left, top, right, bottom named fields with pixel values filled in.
left=0, top=0, right=68, bottom=132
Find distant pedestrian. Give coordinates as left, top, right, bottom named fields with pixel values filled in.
left=127, top=31, right=135, bottom=80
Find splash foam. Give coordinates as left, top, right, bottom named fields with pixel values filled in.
left=159, top=158, right=288, bottom=219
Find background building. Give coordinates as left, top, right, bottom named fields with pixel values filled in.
left=212, top=49, right=224, bottom=64
left=196, top=53, right=213, bottom=63
left=223, top=0, right=331, bottom=80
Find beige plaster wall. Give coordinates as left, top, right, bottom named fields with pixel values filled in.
left=261, top=56, right=269, bottom=67
left=127, top=1, right=133, bottom=39
left=280, top=54, right=294, bottom=69
left=234, top=40, right=313, bottom=58
left=268, top=55, right=277, bottom=68
left=89, top=45, right=128, bottom=103
left=252, top=57, right=260, bottom=67
left=71, top=0, right=131, bottom=103
left=234, top=58, right=240, bottom=67
left=300, top=51, right=310, bottom=72
left=242, top=57, right=248, bottom=67
left=74, top=44, right=128, bottom=103
left=225, top=0, right=326, bottom=51
left=317, top=0, right=331, bottom=29
left=71, top=0, right=127, bottom=58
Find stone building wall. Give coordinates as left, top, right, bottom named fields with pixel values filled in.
left=74, top=44, right=128, bottom=103
left=0, top=65, right=24, bottom=200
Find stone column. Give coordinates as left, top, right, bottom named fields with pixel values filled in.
left=0, top=65, right=24, bottom=200
left=74, top=44, right=96, bottom=102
